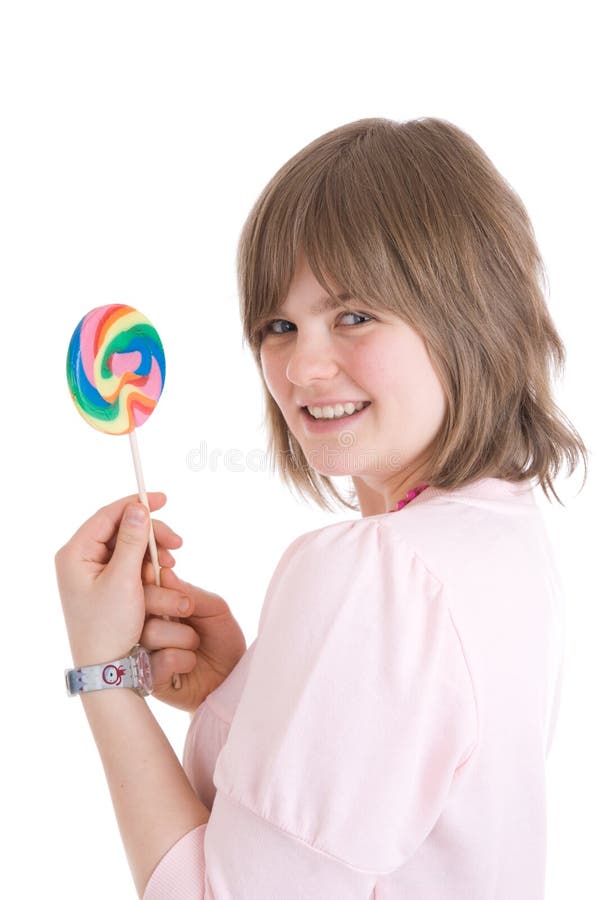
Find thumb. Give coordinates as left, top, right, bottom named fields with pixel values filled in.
left=109, top=503, right=150, bottom=579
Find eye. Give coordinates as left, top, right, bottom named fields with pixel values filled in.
left=339, top=312, right=372, bottom=326
left=262, top=311, right=372, bottom=335
left=265, top=319, right=294, bottom=335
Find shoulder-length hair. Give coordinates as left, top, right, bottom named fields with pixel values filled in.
left=236, top=116, right=588, bottom=511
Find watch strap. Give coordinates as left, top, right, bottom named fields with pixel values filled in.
left=66, top=653, right=138, bottom=696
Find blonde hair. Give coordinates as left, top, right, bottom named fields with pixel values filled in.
left=236, top=116, right=589, bottom=511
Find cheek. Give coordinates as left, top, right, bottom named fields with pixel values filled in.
left=349, top=338, right=409, bottom=395
left=260, top=347, right=293, bottom=412
left=344, top=339, right=385, bottom=386
left=392, top=345, right=448, bottom=430
left=358, top=335, right=446, bottom=420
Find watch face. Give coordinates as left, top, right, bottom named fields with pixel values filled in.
left=133, top=645, right=153, bottom=694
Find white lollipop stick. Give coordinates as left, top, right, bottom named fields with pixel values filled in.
left=129, top=429, right=182, bottom=690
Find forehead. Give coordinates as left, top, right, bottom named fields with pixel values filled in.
left=278, top=291, right=353, bottom=315
left=276, top=249, right=350, bottom=312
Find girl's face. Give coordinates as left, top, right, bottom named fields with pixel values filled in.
left=259, top=251, right=448, bottom=510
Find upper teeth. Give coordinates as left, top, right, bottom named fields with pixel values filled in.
left=307, top=401, right=368, bottom=419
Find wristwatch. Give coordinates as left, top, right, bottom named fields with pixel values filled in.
left=65, top=644, right=153, bottom=698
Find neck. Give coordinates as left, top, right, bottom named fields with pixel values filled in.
left=353, top=466, right=429, bottom=517
left=352, top=476, right=387, bottom=517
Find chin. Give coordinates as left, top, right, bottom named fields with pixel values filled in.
left=301, top=452, right=366, bottom=480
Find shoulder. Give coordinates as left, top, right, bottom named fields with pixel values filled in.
left=279, top=514, right=443, bottom=594
left=259, top=515, right=446, bottom=642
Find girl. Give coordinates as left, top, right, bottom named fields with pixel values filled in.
left=56, top=117, right=588, bottom=899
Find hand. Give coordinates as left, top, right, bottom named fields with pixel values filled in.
left=55, top=492, right=176, bottom=668
left=141, top=565, right=247, bottom=713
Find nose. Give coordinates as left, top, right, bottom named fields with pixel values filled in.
left=285, top=332, right=340, bottom=386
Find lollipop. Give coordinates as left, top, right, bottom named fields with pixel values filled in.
left=67, top=303, right=180, bottom=688
left=67, top=303, right=165, bottom=435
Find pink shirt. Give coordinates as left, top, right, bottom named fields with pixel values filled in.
left=144, top=477, right=565, bottom=899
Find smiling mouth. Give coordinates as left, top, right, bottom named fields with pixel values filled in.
left=302, top=401, right=372, bottom=421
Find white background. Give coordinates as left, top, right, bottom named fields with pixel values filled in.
left=1, top=1, right=597, bottom=897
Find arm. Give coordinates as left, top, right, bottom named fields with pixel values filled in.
left=80, top=689, right=209, bottom=897
left=56, top=493, right=210, bottom=897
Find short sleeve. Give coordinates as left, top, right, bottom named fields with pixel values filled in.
left=212, top=519, right=479, bottom=873
left=143, top=825, right=208, bottom=899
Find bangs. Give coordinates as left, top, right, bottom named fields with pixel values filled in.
left=239, top=123, right=416, bottom=351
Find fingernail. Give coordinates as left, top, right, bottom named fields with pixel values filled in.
left=125, top=505, right=147, bottom=526
left=178, top=597, right=191, bottom=614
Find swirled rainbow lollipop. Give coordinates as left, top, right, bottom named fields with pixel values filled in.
left=67, top=303, right=165, bottom=435
left=67, top=303, right=180, bottom=689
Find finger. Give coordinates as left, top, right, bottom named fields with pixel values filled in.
left=159, top=567, right=229, bottom=618
left=151, top=648, right=197, bottom=690
left=67, top=492, right=168, bottom=561
left=142, top=554, right=176, bottom=587
left=141, top=617, right=200, bottom=652
left=143, top=547, right=176, bottom=571
left=105, top=503, right=150, bottom=582
left=116, top=527, right=178, bottom=583
left=144, top=582, right=193, bottom=618
left=107, top=518, right=183, bottom=555
left=147, top=518, right=183, bottom=551
left=142, top=560, right=175, bottom=586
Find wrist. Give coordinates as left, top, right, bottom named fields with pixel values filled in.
left=80, top=685, right=147, bottom=712
left=70, top=640, right=138, bottom=670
